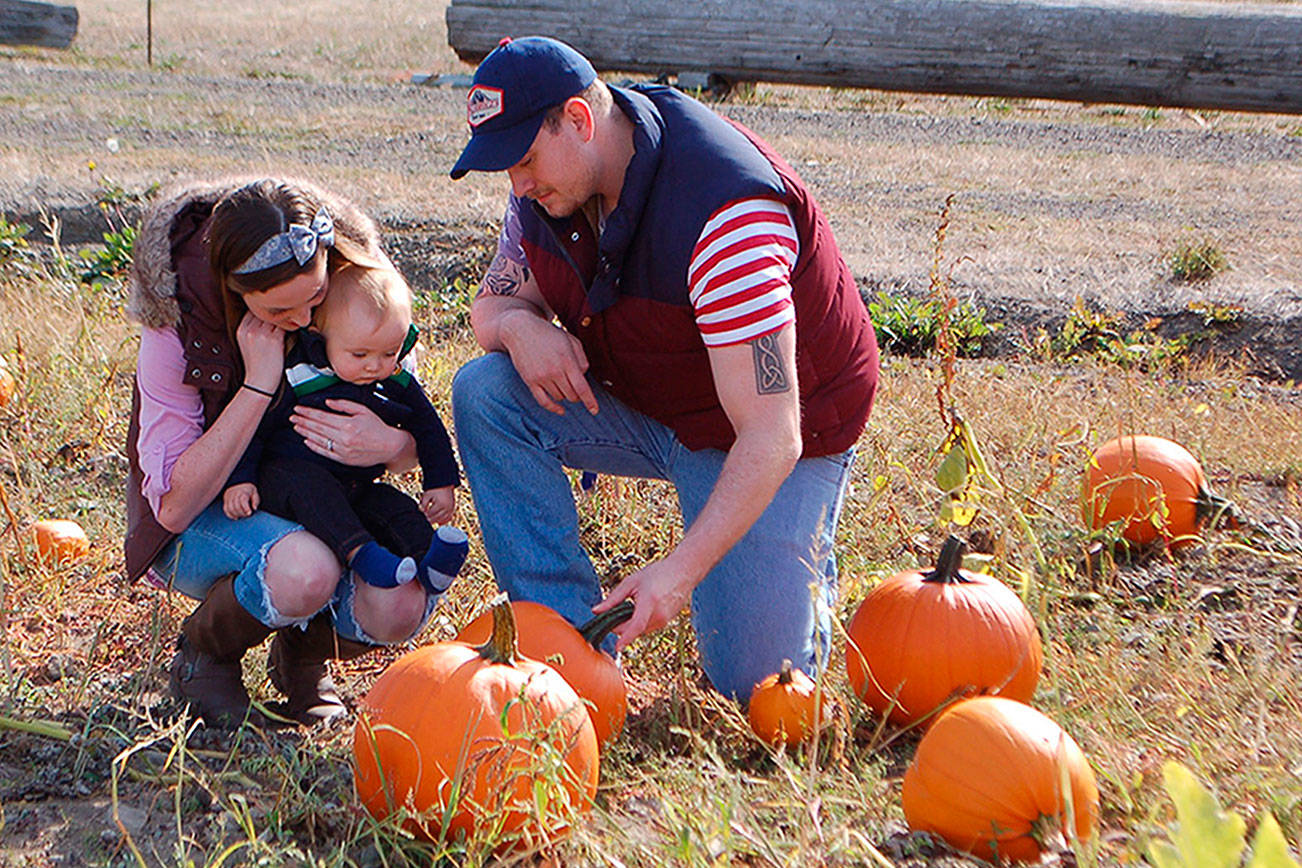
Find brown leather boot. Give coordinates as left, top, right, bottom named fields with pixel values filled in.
left=267, top=612, right=375, bottom=726
left=168, top=574, right=273, bottom=729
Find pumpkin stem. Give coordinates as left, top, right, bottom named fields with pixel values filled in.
left=923, top=535, right=969, bottom=584
left=476, top=593, right=520, bottom=666
left=1195, top=485, right=1240, bottom=530
left=777, top=659, right=794, bottom=685
left=577, top=599, right=636, bottom=649
left=1029, top=812, right=1068, bottom=854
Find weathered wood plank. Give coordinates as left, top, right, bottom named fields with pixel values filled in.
left=446, top=0, right=1302, bottom=114
left=0, top=0, right=77, bottom=48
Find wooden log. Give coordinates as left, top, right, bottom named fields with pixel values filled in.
left=0, top=0, right=77, bottom=48
left=446, top=0, right=1302, bottom=114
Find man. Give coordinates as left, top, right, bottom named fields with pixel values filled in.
left=450, top=36, right=879, bottom=699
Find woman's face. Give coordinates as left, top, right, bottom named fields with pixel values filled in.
left=241, top=257, right=328, bottom=330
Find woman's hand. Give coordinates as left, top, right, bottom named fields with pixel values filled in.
left=290, top=398, right=413, bottom=467
left=235, top=312, right=286, bottom=392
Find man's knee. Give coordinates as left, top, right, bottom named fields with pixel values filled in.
left=451, top=353, right=515, bottom=419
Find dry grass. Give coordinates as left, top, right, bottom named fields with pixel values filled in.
left=2, top=211, right=1301, bottom=864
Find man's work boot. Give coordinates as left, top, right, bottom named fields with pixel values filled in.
left=168, top=574, right=274, bottom=729
left=267, top=612, right=375, bottom=726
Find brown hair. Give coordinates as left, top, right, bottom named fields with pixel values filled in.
left=313, top=263, right=412, bottom=335
left=543, top=79, right=611, bottom=132
left=206, top=178, right=381, bottom=338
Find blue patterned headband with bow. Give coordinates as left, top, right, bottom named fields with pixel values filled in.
left=231, top=209, right=335, bottom=275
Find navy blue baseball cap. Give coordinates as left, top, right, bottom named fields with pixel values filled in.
left=449, top=36, right=597, bottom=180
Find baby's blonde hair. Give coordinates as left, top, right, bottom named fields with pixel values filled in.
left=315, top=263, right=412, bottom=333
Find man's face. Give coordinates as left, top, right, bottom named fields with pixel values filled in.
left=506, top=109, right=594, bottom=218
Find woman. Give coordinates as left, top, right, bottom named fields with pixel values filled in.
left=126, top=178, right=431, bottom=728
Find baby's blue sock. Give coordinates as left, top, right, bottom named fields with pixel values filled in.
left=419, top=526, right=469, bottom=594
left=350, top=541, right=416, bottom=589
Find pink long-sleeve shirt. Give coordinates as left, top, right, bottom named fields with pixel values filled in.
left=134, top=326, right=206, bottom=516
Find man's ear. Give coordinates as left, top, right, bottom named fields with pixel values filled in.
left=562, top=96, right=597, bottom=143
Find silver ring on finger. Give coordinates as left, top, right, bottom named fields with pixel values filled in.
left=327, top=438, right=334, bottom=452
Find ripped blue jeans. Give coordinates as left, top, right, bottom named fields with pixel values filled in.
left=148, top=502, right=436, bottom=644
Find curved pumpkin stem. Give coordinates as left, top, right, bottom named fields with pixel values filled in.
left=1195, top=485, right=1240, bottom=531
left=922, top=535, right=970, bottom=584
left=476, top=594, right=520, bottom=666
left=777, top=659, right=794, bottom=685
left=577, top=599, right=635, bottom=649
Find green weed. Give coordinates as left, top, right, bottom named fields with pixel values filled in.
left=0, top=213, right=33, bottom=271
left=868, top=290, right=1001, bottom=358
left=1149, top=762, right=1300, bottom=868
left=1045, top=298, right=1198, bottom=368
left=1168, top=236, right=1229, bottom=282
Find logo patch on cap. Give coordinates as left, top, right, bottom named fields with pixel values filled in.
left=466, top=85, right=504, bottom=127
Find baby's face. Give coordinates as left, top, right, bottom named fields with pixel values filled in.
left=321, top=309, right=409, bottom=385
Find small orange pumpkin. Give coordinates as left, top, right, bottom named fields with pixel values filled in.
left=0, top=357, right=15, bottom=408
left=845, top=536, right=1042, bottom=727
left=902, top=696, right=1099, bottom=863
left=353, top=597, right=598, bottom=850
left=456, top=599, right=632, bottom=748
left=33, top=519, right=90, bottom=565
left=748, top=659, right=828, bottom=747
left=1082, top=434, right=1236, bottom=547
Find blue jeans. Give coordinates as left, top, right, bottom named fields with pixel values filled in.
left=149, top=502, right=439, bottom=644
left=451, top=353, right=856, bottom=699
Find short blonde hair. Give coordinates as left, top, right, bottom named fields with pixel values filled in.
left=315, top=263, right=412, bottom=333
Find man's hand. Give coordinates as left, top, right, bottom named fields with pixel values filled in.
left=501, top=312, right=600, bottom=416
left=420, top=486, right=456, bottom=525
left=591, top=553, right=703, bottom=653
left=222, top=483, right=260, bottom=519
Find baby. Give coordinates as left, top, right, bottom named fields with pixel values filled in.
left=224, top=262, right=466, bottom=592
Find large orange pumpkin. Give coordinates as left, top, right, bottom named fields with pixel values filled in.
left=1082, top=434, right=1236, bottom=547
left=902, top=696, right=1099, bottom=863
left=353, top=597, right=599, bottom=851
left=845, top=536, right=1041, bottom=727
left=32, top=519, right=90, bottom=565
left=748, top=659, right=829, bottom=748
left=456, top=599, right=632, bottom=748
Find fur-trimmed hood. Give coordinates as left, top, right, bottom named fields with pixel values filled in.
left=126, top=176, right=382, bottom=329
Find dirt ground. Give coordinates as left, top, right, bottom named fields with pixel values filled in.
left=2, top=17, right=1301, bottom=378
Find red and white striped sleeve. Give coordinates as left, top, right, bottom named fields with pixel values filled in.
left=688, top=197, right=799, bottom=348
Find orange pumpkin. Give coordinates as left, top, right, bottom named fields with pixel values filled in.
left=457, top=599, right=632, bottom=747
left=353, top=597, right=598, bottom=851
left=748, top=659, right=828, bottom=747
left=845, top=536, right=1041, bottom=727
left=902, top=696, right=1099, bottom=863
left=33, top=519, right=90, bottom=565
left=1082, top=434, right=1236, bottom=547
left=0, top=357, right=15, bottom=408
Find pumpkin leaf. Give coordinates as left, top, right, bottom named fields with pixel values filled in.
left=947, top=499, right=980, bottom=527
left=937, top=444, right=968, bottom=493
left=1150, top=762, right=1246, bottom=868
left=1247, top=813, right=1302, bottom=868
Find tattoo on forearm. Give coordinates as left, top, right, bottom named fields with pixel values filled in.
left=752, top=333, right=790, bottom=394
left=478, top=261, right=529, bottom=298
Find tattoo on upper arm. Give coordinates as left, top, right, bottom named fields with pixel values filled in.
left=752, top=333, right=790, bottom=394
left=478, top=260, right=529, bottom=298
